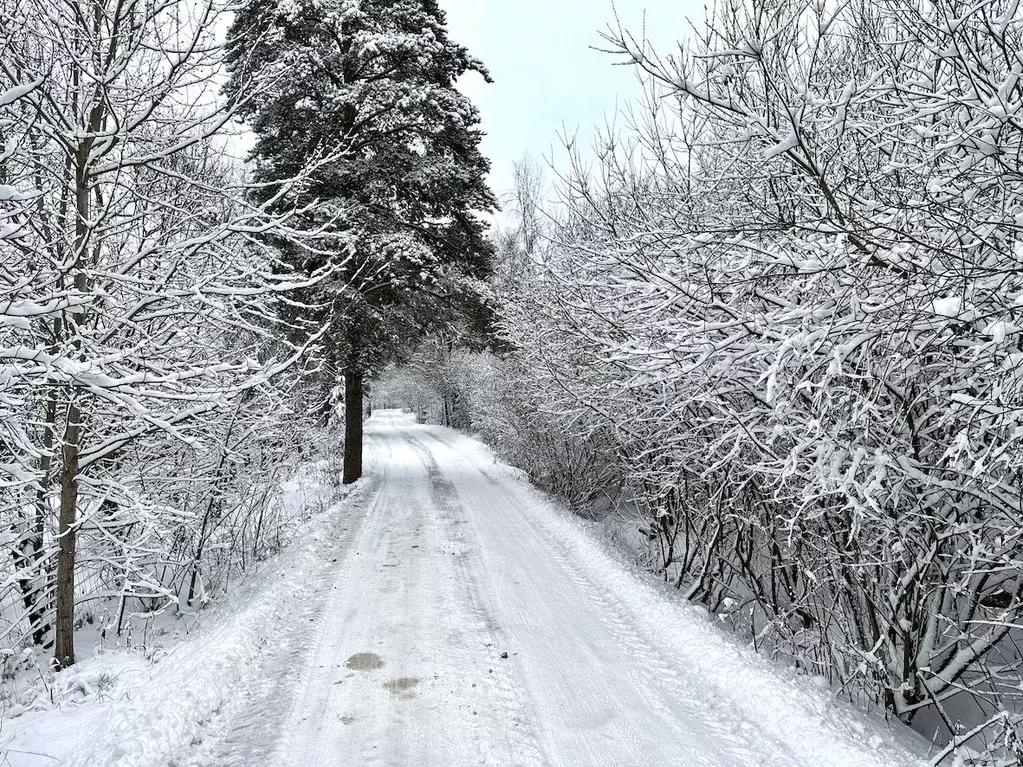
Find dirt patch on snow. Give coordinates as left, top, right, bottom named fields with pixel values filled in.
left=344, top=653, right=384, bottom=671
left=383, top=677, right=420, bottom=695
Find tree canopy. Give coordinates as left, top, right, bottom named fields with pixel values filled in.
left=225, top=0, right=497, bottom=480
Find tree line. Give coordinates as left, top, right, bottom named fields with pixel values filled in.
left=0, top=0, right=494, bottom=670
left=397, top=1, right=1023, bottom=763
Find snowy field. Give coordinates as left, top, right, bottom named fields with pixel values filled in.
left=2, top=411, right=932, bottom=766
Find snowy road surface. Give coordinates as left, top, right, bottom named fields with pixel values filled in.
left=214, top=410, right=926, bottom=767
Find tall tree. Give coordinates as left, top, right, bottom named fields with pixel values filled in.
left=0, top=0, right=321, bottom=666
left=225, top=0, right=497, bottom=483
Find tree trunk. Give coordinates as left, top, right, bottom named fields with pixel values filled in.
left=343, top=368, right=364, bottom=484
left=53, top=92, right=101, bottom=667
left=54, top=401, right=81, bottom=668
left=11, top=386, right=60, bottom=647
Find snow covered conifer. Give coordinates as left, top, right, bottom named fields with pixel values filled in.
left=225, top=0, right=497, bottom=483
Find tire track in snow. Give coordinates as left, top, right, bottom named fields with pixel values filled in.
left=250, top=420, right=549, bottom=767
left=512, top=516, right=793, bottom=767
left=210, top=456, right=385, bottom=766
left=412, top=427, right=771, bottom=766
left=403, top=432, right=549, bottom=767
left=413, top=422, right=926, bottom=767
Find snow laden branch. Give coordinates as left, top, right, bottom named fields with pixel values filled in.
left=0, top=0, right=356, bottom=669
left=401, top=2, right=1023, bottom=763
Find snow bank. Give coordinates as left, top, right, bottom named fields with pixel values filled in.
left=0, top=461, right=364, bottom=767
left=441, top=430, right=930, bottom=767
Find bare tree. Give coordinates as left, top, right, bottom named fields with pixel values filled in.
left=0, top=0, right=336, bottom=666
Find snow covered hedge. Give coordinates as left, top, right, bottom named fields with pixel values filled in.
left=405, top=0, right=1023, bottom=762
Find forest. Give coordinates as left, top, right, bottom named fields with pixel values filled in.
left=2, top=0, right=1023, bottom=765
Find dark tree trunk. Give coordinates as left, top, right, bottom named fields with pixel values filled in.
left=343, top=367, right=364, bottom=484
left=54, top=402, right=80, bottom=668
left=54, top=95, right=103, bottom=668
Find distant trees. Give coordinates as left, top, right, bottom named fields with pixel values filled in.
left=225, top=0, right=496, bottom=483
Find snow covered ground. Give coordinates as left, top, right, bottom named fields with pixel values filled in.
left=2, top=411, right=933, bottom=766
left=0, top=460, right=361, bottom=767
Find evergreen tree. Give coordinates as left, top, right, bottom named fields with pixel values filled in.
left=225, top=0, right=497, bottom=482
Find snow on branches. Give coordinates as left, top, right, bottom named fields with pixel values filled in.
left=0, top=0, right=339, bottom=669
left=425, top=1, right=1023, bottom=762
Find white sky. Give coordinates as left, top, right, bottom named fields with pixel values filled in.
left=438, top=0, right=707, bottom=203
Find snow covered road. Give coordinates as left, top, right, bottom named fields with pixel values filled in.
left=218, top=410, right=927, bottom=767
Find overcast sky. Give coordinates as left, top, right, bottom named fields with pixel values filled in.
left=438, top=0, right=707, bottom=203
